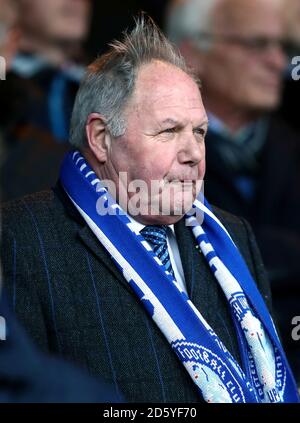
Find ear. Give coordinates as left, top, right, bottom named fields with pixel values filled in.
left=178, top=40, right=206, bottom=76
left=85, top=113, right=111, bottom=164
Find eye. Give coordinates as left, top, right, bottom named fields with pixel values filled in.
left=160, top=127, right=177, bottom=134
left=193, top=127, right=206, bottom=137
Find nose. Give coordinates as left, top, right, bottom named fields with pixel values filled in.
left=177, top=131, right=205, bottom=166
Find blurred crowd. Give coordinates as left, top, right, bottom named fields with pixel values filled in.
left=1, top=0, right=300, bottom=396
left=166, top=0, right=300, bottom=384
left=0, top=0, right=91, bottom=200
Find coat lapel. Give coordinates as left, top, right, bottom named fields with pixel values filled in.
left=78, top=211, right=223, bottom=343
left=77, top=225, right=132, bottom=294
left=77, top=208, right=220, bottom=319
left=54, top=181, right=132, bottom=293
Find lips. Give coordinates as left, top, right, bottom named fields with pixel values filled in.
left=165, top=177, right=197, bottom=183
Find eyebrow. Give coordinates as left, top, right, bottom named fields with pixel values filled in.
left=160, top=118, right=209, bottom=127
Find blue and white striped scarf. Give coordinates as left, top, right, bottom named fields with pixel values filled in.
left=60, top=151, right=299, bottom=403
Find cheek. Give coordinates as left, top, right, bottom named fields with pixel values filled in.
left=135, top=158, right=173, bottom=183
left=134, top=146, right=176, bottom=181
left=151, top=154, right=177, bottom=181
left=213, top=51, right=251, bottom=85
left=199, top=157, right=206, bottom=179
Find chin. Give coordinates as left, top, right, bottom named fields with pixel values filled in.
left=128, top=190, right=198, bottom=226
left=137, top=203, right=194, bottom=226
left=248, top=88, right=282, bottom=111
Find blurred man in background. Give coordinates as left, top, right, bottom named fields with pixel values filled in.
left=11, top=0, right=92, bottom=142
left=1, top=0, right=92, bottom=202
left=167, top=0, right=300, bottom=384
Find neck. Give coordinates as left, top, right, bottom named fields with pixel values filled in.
left=19, top=36, right=80, bottom=66
left=204, top=97, right=261, bottom=133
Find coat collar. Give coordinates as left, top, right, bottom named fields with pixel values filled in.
left=53, top=180, right=132, bottom=292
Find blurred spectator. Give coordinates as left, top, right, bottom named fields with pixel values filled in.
left=1, top=0, right=92, bottom=202
left=10, top=0, right=92, bottom=142
left=167, top=0, right=300, bottom=383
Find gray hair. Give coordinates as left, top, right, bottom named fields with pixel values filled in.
left=166, top=0, right=219, bottom=48
left=69, top=16, right=195, bottom=148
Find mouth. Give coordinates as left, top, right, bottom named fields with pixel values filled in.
left=161, top=179, right=199, bottom=197
left=164, top=178, right=197, bottom=185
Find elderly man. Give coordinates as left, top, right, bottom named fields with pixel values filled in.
left=167, top=0, right=300, bottom=383
left=1, top=18, right=299, bottom=403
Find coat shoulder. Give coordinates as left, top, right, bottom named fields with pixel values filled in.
left=0, top=189, right=70, bottom=244
left=210, top=205, right=258, bottom=262
left=211, top=205, right=245, bottom=229
left=211, top=205, right=259, bottom=270
left=1, top=190, right=57, bottom=219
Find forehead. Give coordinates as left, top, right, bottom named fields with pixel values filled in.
left=213, top=0, right=284, bottom=35
left=129, top=61, right=204, bottom=120
left=20, top=0, right=88, bottom=13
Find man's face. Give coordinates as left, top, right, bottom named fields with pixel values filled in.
left=201, top=0, right=287, bottom=112
left=19, top=0, right=91, bottom=44
left=103, top=61, right=207, bottom=225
